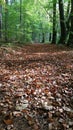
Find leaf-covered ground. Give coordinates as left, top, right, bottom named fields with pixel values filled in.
left=0, top=44, right=73, bottom=130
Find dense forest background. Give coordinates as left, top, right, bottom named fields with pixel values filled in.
left=0, top=0, right=73, bottom=45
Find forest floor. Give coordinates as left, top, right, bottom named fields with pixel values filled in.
left=0, top=44, right=73, bottom=130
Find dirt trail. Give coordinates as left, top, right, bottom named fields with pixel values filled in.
left=0, top=44, right=73, bottom=130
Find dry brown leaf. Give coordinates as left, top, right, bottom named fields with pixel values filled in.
left=4, top=119, right=13, bottom=125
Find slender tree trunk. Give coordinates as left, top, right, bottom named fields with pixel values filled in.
left=20, top=0, right=22, bottom=26
left=58, top=0, right=66, bottom=44
left=64, top=0, right=71, bottom=43
left=66, top=0, right=70, bottom=17
left=5, top=0, right=8, bottom=42
left=0, top=5, right=2, bottom=38
left=67, top=0, right=73, bottom=45
left=66, top=12, right=71, bottom=33
left=66, top=0, right=71, bottom=32
left=19, top=0, right=22, bottom=41
left=52, top=0, right=57, bottom=44
left=42, top=33, right=45, bottom=43
left=49, top=33, right=52, bottom=42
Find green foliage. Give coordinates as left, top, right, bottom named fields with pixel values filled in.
left=1, top=0, right=50, bottom=43
left=0, top=0, right=71, bottom=44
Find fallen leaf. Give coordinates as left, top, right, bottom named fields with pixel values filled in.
left=4, top=119, right=13, bottom=125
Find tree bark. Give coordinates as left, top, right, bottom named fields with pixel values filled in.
left=52, top=0, right=57, bottom=44
left=42, top=33, right=45, bottom=43
left=0, top=5, right=2, bottom=38
left=20, top=0, right=22, bottom=26
left=66, top=0, right=71, bottom=33
left=58, top=0, right=66, bottom=44
left=67, top=0, right=73, bottom=45
left=5, top=0, right=8, bottom=42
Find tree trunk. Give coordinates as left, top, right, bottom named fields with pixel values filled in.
left=5, top=0, right=8, bottom=42
left=52, top=0, right=57, bottom=44
left=67, top=0, right=73, bottom=45
left=58, top=0, right=66, bottom=44
left=0, top=5, right=2, bottom=38
left=42, top=33, right=45, bottom=43
left=20, top=0, right=22, bottom=26
left=49, top=33, right=52, bottom=42
left=66, top=0, right=70, bottom=17
left=66, top=0, right=71, bottom=33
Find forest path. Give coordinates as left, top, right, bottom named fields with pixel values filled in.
left=0, top=44, right=73, bottom=130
